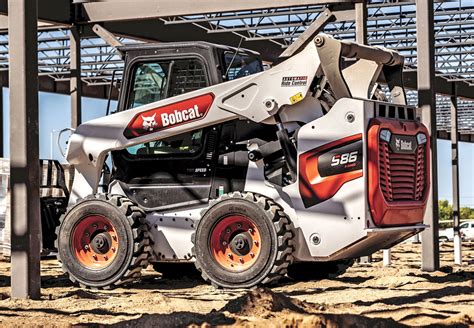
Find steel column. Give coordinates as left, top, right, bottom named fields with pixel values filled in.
left=416, top=0, right=440, bottom=271
left=8, top=0, right=41, bottom=299
left=355, top=2, right=367, bottom=44
left=70, top=25, right=82, bottom=128
left=0, top=84, right=3, bottom=157
left=450, top=84, right=462, bottom=265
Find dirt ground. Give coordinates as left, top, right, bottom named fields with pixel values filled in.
left=0, top=242, right=473, bottom=327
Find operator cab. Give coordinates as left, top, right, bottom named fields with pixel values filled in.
left=109, top=42, right=275, bottom=211
left=116, top=41, right=263, bottom=112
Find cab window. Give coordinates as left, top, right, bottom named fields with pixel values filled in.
left=127, top=58, right=207, bottom=109
left=126, top=129, right=203, bottom=156
left=223, top=52, right=263, bottom=81
left=125, top=57, right=208, bottom=157
left=128, top=62, right=168, bottom=108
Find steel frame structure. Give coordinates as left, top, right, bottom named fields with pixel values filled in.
left=2, top=0, right=473, bottom=298
left=0, top=1, right=471, bottom=134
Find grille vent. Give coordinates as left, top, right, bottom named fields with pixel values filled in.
left=379, top=141, right=426, bottom=202
left=376, top=103, right=416, bottom=121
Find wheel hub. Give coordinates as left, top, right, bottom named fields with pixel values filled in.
left=210, top=215, right=262, bottom=272
left=230, top=232, right=252, bottom=256
left=71, top=215, right=119, bottom=269
left=91, top=232, right=112, bottom=254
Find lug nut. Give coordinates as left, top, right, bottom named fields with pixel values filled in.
left=254, top=240, right=259, bottom=246
left=92, top=224, right=98, bottom=229
left=111, top=247, right=116, bottom=252
left=250, top=252, right=255, bottom=258
left=104, top=225, right=108, bottom=230
left=226, top=228, right=231, bottom=233
left=239, top=258, right=244, bottom=263
left=227, top=253, right=233, bottom=258
left=248, top=228, right=253, bottom=233
left=93, top=255, right=98, bottom=261
left=104, top=255, right=108, bottom=261
left=222, top=241, right=227, bottom=246
left=237, top=223, right=242, bottom=228
left=84, top=245, right=89, bottom=250
left=84, top=232, right=89, bottom=237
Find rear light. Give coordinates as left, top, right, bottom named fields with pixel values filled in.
left=417, top=133, right=427, bottom=145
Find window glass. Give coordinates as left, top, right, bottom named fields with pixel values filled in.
left=127, top=129, right=203, bottom=156
left=460, top=222, right=469, bottom=229
left=126, top=58, right=207, bottom=156
left=128, top=62, right=169, bottom=109
left=223, top=52, right=263, bottom=81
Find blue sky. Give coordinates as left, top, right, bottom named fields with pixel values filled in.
left=2, top=88, right=473, bottom=207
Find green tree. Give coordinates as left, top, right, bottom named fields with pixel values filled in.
left=460, top=207, right=474, bottom=221
left=438, top=200, right=452, bottom=221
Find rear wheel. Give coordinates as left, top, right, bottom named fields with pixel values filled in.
left=56, top=194, right=150, bottom=289
left=193, top=192, right=294, bottom=288
left=287, top=259, right=355, bottom=281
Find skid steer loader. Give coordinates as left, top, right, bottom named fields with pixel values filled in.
left=53, top=32, right=430, bottom=289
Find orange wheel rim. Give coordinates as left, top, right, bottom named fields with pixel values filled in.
left=210, top=215, right=261, bottom=272
left=72, top=215, right=119, bottom=270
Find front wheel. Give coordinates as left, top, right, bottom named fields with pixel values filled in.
left=56, top=194, right=150, bottom=289
left=193, top=192, right=294, bottom=288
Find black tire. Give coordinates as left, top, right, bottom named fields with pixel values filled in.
left=55, top=194, right=151, bottom=289
left=287, top=259, right=355, bottom=281
left=193, top=192, right=294, bottom=288
left=152, top=262, right=200, bottom=279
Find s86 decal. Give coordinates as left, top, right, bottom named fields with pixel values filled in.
left=299, top=134, right=363, bottom=208
left=318, top=141, right=363, bottom=177
left=331, top=151, right=358, bottom=166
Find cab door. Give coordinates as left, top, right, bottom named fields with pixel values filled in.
left=110, top=54, right=218, bottom=211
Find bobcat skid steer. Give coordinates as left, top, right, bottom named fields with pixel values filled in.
left=55, top=33, right=430, bottom=289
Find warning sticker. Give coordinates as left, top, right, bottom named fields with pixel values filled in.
left=290, top=92, right=304, bottom=104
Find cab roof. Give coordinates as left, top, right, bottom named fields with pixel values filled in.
left=117, top=41, right=261, bottom=57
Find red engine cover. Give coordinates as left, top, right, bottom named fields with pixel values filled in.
left=368, top=118, right=430, bottom=226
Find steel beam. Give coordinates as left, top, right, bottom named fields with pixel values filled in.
left=450, top=84, right=462, bottom=265
left=355, top=2, right=367, bottom=44
left=78, top=0, right=359, bottom=23
left=416, top=0, right=440, bottom=272
left=8, top=0, right=41, bottom=299
left=70, top=25, right=82, bottom=128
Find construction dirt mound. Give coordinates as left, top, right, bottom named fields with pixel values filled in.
left=219, top=287, right=311, bottom=316
left=216, top=287, right=405, bottom=327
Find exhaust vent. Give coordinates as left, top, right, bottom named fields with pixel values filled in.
left=376, top=103, right=416, bottom=121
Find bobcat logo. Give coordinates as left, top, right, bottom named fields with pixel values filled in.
left=141, top=113, right=157, bottom=131
left=395, top=138, right=413, bottom=151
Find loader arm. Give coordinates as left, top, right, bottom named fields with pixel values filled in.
left=66, top=34, right=405, bottom=204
